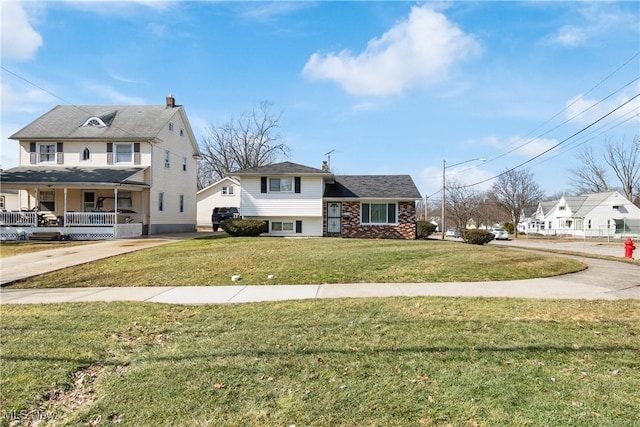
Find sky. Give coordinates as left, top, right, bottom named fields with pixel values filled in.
left=1, top=0, right=639, bottom=200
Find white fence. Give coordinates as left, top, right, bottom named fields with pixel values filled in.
left=65, top=212, right=117, bottom=226
left=0, top=211, right=37, bottom=227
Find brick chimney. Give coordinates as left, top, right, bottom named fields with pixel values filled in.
left=322, top=160, right=329, bottom=172
left=166, top=94, right=175, bottom=108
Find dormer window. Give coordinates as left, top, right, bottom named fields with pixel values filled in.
left=82, top=117, right=107, bottom=127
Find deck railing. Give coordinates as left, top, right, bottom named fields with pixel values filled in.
left=65, top=212, right=117, bottom=226
left=0, top=211, right=38, bottom=227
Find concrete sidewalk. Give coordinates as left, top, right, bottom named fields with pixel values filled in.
left=1, top=234, right=638, bottom=304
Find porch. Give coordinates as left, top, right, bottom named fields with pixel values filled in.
left=0, top=211, right=143, bottom=240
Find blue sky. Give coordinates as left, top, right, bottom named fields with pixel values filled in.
left=2, top=0, right=639, bottom=199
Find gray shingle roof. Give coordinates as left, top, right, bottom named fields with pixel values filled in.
left=1, top=166, right=148, bottom=186
left=325, top=175, right=421, bottom=199
left=9, top=105, right=182, bottom=141
left=232, top=161, right=331, bottom=176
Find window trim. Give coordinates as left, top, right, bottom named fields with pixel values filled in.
left=272, top=221, right=295, bottom=233
left=360, top=202, right=398, bottom=225
left=222, top=186, right=234, bottom=196
left=114, top=143, right=134, bottom=164
left=182, top=156, right=187, bottom=172
left=269, top=177, right=293, bottom=193
left=179, top=194, right=185, bottom=213
left=38, top=143, right=56, bottom=163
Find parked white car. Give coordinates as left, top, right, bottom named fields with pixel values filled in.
left=488, top=227, right=509, bottom=240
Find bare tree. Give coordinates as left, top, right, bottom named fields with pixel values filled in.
left=569, top=145, right=609, bottom=194
left=603, top=136, right=640, bottom=202
left=569, top=136, right=640, bottom=203
left=446, top=179, right=483, bottom=229
left=197, top=101, right=290, bottom=189
left=490, top=168, right=544, bottom=238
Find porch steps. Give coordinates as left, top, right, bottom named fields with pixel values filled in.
left=28, top=231, right=62, bottom=241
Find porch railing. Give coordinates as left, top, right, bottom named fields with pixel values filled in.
left=65, top=212, right=116, bottom=226
left=0, top=211, right=37, bottom=227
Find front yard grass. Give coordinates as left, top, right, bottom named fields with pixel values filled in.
left=8, top=236, right=585, bottom=288
left=1, top=298, right=638, bottom=426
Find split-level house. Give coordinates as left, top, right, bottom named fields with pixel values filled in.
left=0, top=95, right=200, bottom=240
left=231, top=161, right=421, bottom=239
left=518, top=191, right=640, bottom=237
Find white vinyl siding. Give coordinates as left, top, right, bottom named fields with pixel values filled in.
left=240, top=176, right=324, bottom=217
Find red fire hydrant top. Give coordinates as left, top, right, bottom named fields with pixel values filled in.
left=624, top=238, right=636, bottom=259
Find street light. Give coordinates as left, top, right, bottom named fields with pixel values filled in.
left=441, top=157, right=486, bottom=239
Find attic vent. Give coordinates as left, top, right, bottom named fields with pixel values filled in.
left=82, top=117, right=107, bottom=128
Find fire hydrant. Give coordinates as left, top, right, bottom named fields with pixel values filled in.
left=624, top=238, right=636, bottom=259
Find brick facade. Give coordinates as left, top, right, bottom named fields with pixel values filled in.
left=323, top=201, right=417, bottom=239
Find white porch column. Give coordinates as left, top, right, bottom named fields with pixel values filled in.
left=63, top=188, right=68, bottom=227
left=114, top=188, right=119, bottom=238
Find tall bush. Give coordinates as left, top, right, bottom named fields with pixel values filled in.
left=417, top=221, right=437, bottom=239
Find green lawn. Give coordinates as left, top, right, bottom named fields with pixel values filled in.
left=1, top=299, right=638, bottom=426
left=8, top=236, right=585, bottom=288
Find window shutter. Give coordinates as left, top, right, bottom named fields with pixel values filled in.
left=264, top=220, right=269, bottom=232
left=107, top=143, right=113, bottom=165
left=361, top=203, right=370, bottom=223
left=296, top=220, right=302, bottom=234
left=294, top=176, right=301, bottom=193
left=29, top=142, right=37, bottom=164
left=56, top=143, right=64, bottom=164
left=134, top=143, right=141, bottom=165
left=261, top=177, right=267, bottom=193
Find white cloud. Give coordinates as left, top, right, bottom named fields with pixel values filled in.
left=0, top=81, right=56, bottom=114
left=83, top=83, right=145, bottom=104
left=302, top=5, right=481, bottom=96
left=548, top=3, right=638, bottom=47
left=565, top=86, right=640, bottom=126
left=1, top=1, right=43, bottom=61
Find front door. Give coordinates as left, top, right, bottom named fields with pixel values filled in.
left=83, top=191, right=96, bottom=212
left=327, top=202, right=341, bottom=234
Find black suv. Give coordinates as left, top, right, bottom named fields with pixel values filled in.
left=211, top=207, right=239, bottom=231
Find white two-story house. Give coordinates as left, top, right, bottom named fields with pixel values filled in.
left=232, top=161, right=421, bottom=239
left=0, top=95, right=201, bottom=239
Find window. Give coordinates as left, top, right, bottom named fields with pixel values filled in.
left=587, top=220, right=592, bottom=229
left=272, top=221, right=294, bottom=232
left=558, top=205, right=566, bottom=211
left=361, top=203, right=397, bottom=224
left=158, top=192, right=165, bottom=212
left=0, top=196, right=5, bottom=210
left=179, top=195, right=185, bottom=213
left=38, top=143, right=56, bottom=163
left=81, top=148, right=91, bottom=161
left=222, top=186, right=234, bottom=195
left=82, top=117, right=107, bottom=127
left=117, top=192, right=133, bottom=209
left=39, top=190, right=56, bottom=212
left=169, top=122, right=174, bottom=132
left=269, top=178, right=293, bottom=192
left=182, top=157, right=187, bottom=172
left=165, top=150, right=170, bottom=168
left=115, top=144, right=133, bottom=163
left=180, top=128, right=185, bottom=137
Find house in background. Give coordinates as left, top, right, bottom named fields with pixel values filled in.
left=196, top=177, right=240, bottom=228
left=232, top=161, right=421, bottom=239
left=0, top=95, right=200, bottom=240
left=518, top=191, right=640, bottom=238
left=0, top=189, right=21, bottom=212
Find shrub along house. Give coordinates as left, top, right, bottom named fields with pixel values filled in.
left=231, top=161, right=421, bottom=239
left=0, top=95, right=200, bottom=240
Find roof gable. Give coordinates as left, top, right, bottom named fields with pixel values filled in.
left=196, top=177, right=240, bottom=195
